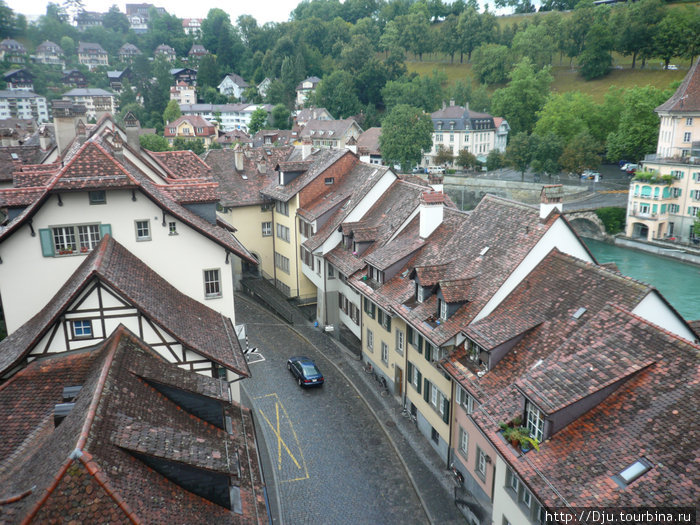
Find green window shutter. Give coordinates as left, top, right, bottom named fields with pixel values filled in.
left=99, top=223, right=112, bottom=238
left=442, top=397, right=450, bottom=423
left=39, top=228, right=54, bottom=257
left=425, top=344, right=431, bottom=362
left=386, top=316, right=391, bottom=333
left=418, top=336, right=423, bottom=354
left=407, top=362, right=413, bottom=384
left=423, top=378, right=430, bottom=402
left=417, top=370, right=422, bottom=394
left=407, top=326, right=414, bottom=345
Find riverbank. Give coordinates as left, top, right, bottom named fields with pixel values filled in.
left=613, top=236, right=700, bottom=267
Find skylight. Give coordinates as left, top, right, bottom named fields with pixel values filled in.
left=615, top=457, right=653, bottom=487
left=572, top=307, right=587, bottom=319
left=479, top=247, right=489, bottom=256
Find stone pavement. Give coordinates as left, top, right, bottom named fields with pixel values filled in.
left=240, top=287, right=466, bottom=524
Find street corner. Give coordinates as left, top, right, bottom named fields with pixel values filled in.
left=253, top=392, right=310, bottom=483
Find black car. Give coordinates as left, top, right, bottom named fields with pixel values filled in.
left=287, top=356, right=324, bottom=387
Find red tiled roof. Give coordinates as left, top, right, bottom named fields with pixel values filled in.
left=149, top=150, right=213, bottom=180
left=0, top=235, right=250, bottom=377
left=0, top=326, right=267, bottom=523
left=656, top=58, right=700, bottom=113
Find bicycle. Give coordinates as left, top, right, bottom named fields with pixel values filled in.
left=450, top=463, right=465, bottom=486
left=401, top=403, right=417, bottom=424
left=378, top=376, right=390, bottom=397
left=363, top=362, right=373, bottom=374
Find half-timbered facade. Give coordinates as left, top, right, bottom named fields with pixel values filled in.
left=0, top=235, right=250, bottom=400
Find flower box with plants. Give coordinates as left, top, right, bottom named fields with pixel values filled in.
left=633, top=172, right=674, bottom=185
left=499, top=420, right=540, bottom=452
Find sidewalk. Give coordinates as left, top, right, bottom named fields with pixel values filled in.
left=240, top=289, right=467, bottom=524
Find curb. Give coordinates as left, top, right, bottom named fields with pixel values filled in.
left=237, top=294, right=436, bottom=525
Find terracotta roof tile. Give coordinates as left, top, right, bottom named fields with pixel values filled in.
left=656, top=58, right=700, bottom=113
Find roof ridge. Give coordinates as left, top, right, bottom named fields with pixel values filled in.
left=607, top=303, right=700, bottom=350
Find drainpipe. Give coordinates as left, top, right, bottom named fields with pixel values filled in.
left=271, top=205, right=277, bottom=285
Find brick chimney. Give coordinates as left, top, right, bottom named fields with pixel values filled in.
left=419, top=190, right=445, bottom=239
left=540, top=184, right=563, bottom=220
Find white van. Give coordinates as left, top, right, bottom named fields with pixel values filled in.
left=427, top=166, right=445, bottom=174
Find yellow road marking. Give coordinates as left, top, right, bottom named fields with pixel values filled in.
left=254, top=393, right=309, bottom=482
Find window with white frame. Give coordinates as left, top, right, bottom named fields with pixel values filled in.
left=396, top=329, right=404, bottom=355
left=439, top=298, right=448, bottom=320
left=276, top=223, right=290, bottom=242
left=687, top=117, right=694, bottom=126
left=328, top=264, right=335, bottom=279
left=88, top=190, right=106, bottom=204
left=71, top=319, right=92, bottom=338
left=366, top=328, right=374, bottom=352
left=457, top=386, right=475, bottom=414
left=416, top=283, right=425, bottom=303
left=52, top=224, right=101, bottom=254
left=525, top=400, right=545, bottom=442
left=203, top=269, right=221, bottom=298
left=683, top=132, right=691, bottom=143
left=168, top=221, right=177, bottom=235
left=458, top=427, right=469, bottom=458
left=381, top=342, right=388, bottom=364
left=430, top=383, right=438, bottom=408
left=262, top=222, right=272, bottom=236
left=476, top=447, right=487, bottom=478
left=135, top=220, right=151, bottom=241
left=274, top=252, right=290, bottom=273
left=377, top=309, right=391, bottom=332
left=275, top=200, right=289, bottom=216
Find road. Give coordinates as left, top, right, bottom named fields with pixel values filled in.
left=236, top=295, right=427, bottom=525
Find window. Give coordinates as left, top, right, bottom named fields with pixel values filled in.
left=439, top=299, right=448, bottom=320
left=203, top=269, right=221, bottom=298
left=672, top=187, right=682, bottom=198
left=458, top=427, right=469, bottom=458
left=51, top=224, right=102, bottom=255
left=276, top=224, right=290, bottom=242
left=467, top=338, right=483, bottom=364
left=363, top=297, right=376, bottom=319
left=457, top=386, right=475, bottom=414
left=525, top=400, right=545, bottom=442
left=431, top=383, right=438, bottom=408
left=431, top=427, right=439, bottom=444
left=377, top=309, right=391, bottom=332
left=324, top=177, right=334, bottom=185
left=476, top=447, right=487, bottom=479
left=407, top=361, right=421, bottom=393
left=71, top=320, right=92, bottom=338
left=77, top=225, right=100, bottom=252
left=88, top=190, right=106, bottom=204
left=53, top=226, right=77, bottom=253
left=168, top=221, right=177, bottom=235
left=396, top=330, right=404, bottom=355
left=381, top=342, right=388, bottom=364
left=275, top=200, right=289, bottom=216
left=691, top=189, right=700, bottom=200
left=615, top=458, right=653, bottom=487
left=687, top=117, right=693, bottom=126
left=669, top=204, right=680, bottom=213
left=328, top=265, right=335, bottom=279
left=366, top=328, right=374, bottom=352
left=683, top=132, right=691, bottom=143
left=135, top=220, right=151, bottom=241
left=274, top=252, right=290, bottom=274
left=416, top=283, right=425, bottom=303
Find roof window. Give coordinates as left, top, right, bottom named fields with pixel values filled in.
left=479, top=246, right=489, bottom=256
left=614, top=458, right=653, bottom=487
left=572, top=307, right=587, bottom=319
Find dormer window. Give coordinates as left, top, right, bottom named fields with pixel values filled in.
left=438, top=298, right=447, bottom=320
left=525, top=400, right=544, bottom=442
left=466, top=338, right=483, bottom=365
left=416, top=283, right=424, bottom=303
left=437, top=122, right=443, bottom=130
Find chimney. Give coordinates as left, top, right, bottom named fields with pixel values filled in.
left=123, top=111, right=141, bottom=152
left=302, top=137, right=312, bottom=160
left=442, top=101, right=446, bottom=110
left=234, top=144, right=244, bottom=171
left=53, top=101, right=87, bottom=155
left=39, top=125, right=51, bottom=150
left=540, top=184, right=563, bottom=220
left=112, top=131, right=123, bottom=153
left=75, top=119, right=86, bottom=140
left=419, top=191, right=445, bottom=239
left=449, top=99, right=455, bottom=106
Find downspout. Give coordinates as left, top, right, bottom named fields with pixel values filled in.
left=323, top=254, right=328, bottom=326
left=447, top=373, right=454, bottom=469
left=294, top=196, right=300, bottom=298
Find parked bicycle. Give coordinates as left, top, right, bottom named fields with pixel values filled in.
left=401, top=403, right=417, bottom=424
left=363, top=361, right=373, bottom=374
left=377, top=375, right=390, bottom=397
left=450, top=463, right=465, bottom=486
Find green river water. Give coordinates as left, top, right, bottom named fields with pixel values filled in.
left=583, top=238, right=700, bottom=321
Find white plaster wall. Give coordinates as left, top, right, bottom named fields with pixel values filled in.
left=632, top=291, right=696, bottom=341
left=338, top=280, right=361, bottom=339
left=492, top=455, right=531, bottom=525
left=474, top=219, right=594, bottom=323
left=0, top=188, right=235, bottom=333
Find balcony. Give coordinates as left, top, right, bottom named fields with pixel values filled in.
left=630, top=210, right=659, bottom=220
left=644, top=154, right=700, bottom=165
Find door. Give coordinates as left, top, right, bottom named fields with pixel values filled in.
left=394, top=367, right=403, bottom=397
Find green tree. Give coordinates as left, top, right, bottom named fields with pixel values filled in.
left=102, top=4, right=129, bottom=33
left=438, top=15, right=461, bottom=63
left=201, top=8, right=232, bottom=56
left=512, top=23, right=556, bottom=68
left=693, top=211, right=700, bottom=237
left=471, top=44, right=510, bottom=85
left=578, top=22, right=612, bottom=80
left=486, top=149, right=504, bottom=171
left=379, top=104, right=434, bottom=172
left=530, top=133, right=564, bottom=178
left=313, top=70, right=362, bottom=118
left=559, top=130, right=601, bottom=174
left=197, top=55, right=220, bottom=90
left=172, top=138, right=205, bottom=154
left=139, top=134, right=170, bottom=152
left=505, top=131, right=531, bottom=181
left=434, top=145, right=454, bottom=166
left=491, top=58, right=553, bottom=135
left=60, top=36, right=75, bottom=57
left=533, top=91, right=597, bottom=146
left=606, top=85, right=669, bottom=163
left=163, top=100, right=181, bottom=126
left=456, top=149, right=478, bottom=170
left=612, top=0, right=664, bottom=69
left=653, top=8, right=694, bottom=70
left=248, top=107, right=268, bottom=135
left=271, top=104, right=291, bottom=129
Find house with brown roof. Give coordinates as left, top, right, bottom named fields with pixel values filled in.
left=118, top=42, right=141, bottom=62
left=77, top=41, right=109, bottom=70
left=299, top=118, right=363, bottom=150
left=170, top=80, right=197, bottom=105
left=61, top=88, right=118, bottom=121
left=34, top=40, right=65, bottom=67
left=441, top=248, right=696, bottom=522
left=295, top=76, right=320, bottom=108
left=356, top=127, right=383, bottom=165
left=628, top=58, right=700, bottom=244
left=218, top=73, right=249, bottom=100
left=0, top=110, right=254, bottom=337
left=0, top=38, right=27, bottom=64
left=294, top=107, right=333, bottom=127
left=0, top=325, right=268, bottom=523
left=155, top=43, right=176, bottom=61
left=61, top=69, right=88, bottom=88
left=164, top=115, right=218, bottom=148
left=3, top=68, right=33, bottom=91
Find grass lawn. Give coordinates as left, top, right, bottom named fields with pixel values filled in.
left=406, top=59, right=688, bottom=103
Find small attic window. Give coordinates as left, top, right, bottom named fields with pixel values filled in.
left=325, top=177, right=334, bottom=185
left=614, top=458, right=653, bottom=487
left=479, top=247, right=489, bottom=256
left=10, top=153, right=18, bottom=160
left=241, top=174, right=248, bottom=180
left=572, top=307, right=587, bottom=319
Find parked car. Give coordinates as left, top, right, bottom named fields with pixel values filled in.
left=581, top=170, right=601, bottom=180
left=287, top=356, right=324, bottom=387
left=412, top=166, right=425, bottom=174
left=427, top=166, right=445, bottom=174
left=621, top=163, right=638, bottom=173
